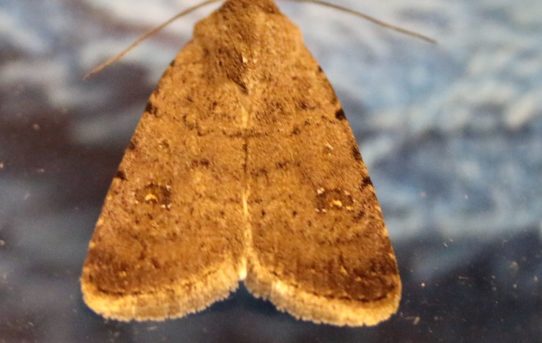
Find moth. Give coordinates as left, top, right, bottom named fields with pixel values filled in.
left=81, top=0, right=402, bottom=326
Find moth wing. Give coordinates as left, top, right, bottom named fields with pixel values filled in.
left=245, top=47, right=401, bottom=326
left=81, top=39, right=246, bottom=321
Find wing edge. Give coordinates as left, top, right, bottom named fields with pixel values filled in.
left=81, top=258, right=242, bottom=321
left=245, top=262, right=401, bottom=326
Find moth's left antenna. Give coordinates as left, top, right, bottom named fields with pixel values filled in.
left=84, top=0, right=220, bottom=80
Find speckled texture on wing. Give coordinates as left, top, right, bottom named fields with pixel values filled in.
left=81, top=29, right=248, bottom=321
left=81, top=0, right=400, bottom=325
left=235, top=2, right=402, bottom=325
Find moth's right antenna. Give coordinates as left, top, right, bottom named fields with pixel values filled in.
left=84, top=0, right=221, bottom=80
left=286, top=0, right=437, bottom=44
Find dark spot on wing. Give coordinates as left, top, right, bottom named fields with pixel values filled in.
left=352, top=145, right=362, bottom=162
left=145, top=101, right=158, bottom=116
left=276, top=161, right=287, bottom=169
left=360, top=176, right=374, bottom=190
left=115, top=170, right=127, bottom=181
left=191, top=159, right=211, bottom=168
left=353, top=211, right=365, bottom=222
left=335, top=109, right=346, bottom=121
left=237, top=81, right=249, bottom=94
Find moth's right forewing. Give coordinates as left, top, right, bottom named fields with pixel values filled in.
left=242, top=21, right=401, bottom=326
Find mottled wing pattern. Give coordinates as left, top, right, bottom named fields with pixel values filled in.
left=242, top=13, right=401, bottom=326
left=81, top=38, right=247, bottom=320
left=81, top=0, right=401, bottom=326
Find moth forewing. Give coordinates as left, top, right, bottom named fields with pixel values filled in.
left=81, top=0, right=401, bottom=326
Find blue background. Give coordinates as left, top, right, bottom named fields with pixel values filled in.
left=0, top=0, right=541, bottom=341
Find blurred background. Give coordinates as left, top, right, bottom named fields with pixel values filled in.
left=1, top=0, right=541, bottom=341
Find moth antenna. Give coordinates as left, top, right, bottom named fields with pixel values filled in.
left=285, top=0, right=437, bottom=44
left=83, top=0, right=221, bottom=80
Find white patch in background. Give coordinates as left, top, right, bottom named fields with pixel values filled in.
left=0, top=10, right=47, bottom=53
left=70, top=106, right=141, bottom=147
left=88, top=0, right=221, bottom=35
left=505, top=89, right=542, bottom=130
left=79, top=39, right=180, bottom=83
left=0, top=59, right=77, bottom=110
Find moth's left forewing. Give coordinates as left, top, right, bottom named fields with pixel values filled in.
left=80, top=28, right=248, bottom=321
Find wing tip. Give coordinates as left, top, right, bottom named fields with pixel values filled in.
left=80, top=261, right=242, bottom=322
left=245, top=266, right=401, bottom=327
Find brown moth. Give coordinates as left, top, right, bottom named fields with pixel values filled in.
left=81, top=0, right=401, bottom=326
